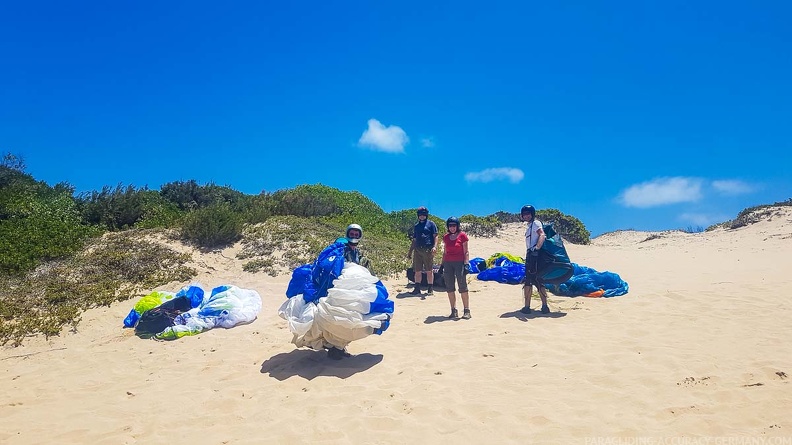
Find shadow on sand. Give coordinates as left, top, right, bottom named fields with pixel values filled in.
left=499, top=310, right=567, bottom=322
left=260, top=349, right=383, bottom=381
left=394, top=290, right=424, bottom=299
left=423, top=315, right=468, bottom=324
left=394, top=286, right=446, bottom=300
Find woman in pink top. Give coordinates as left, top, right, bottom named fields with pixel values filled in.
left=441, top=217, right=471, bottom=319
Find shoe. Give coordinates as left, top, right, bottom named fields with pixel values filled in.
left=520, top=306, right=532, bottom=314
left=327, top=347, right=351, bottom=360
left=410, top=287, right=421, bottom=295
left=462, top=309, right=471, bottom=319
left=448, top=308, right=458, bottom=319
left=427, top=287, right=434, bottom=296
left=540, top=305, right=550, bottom=314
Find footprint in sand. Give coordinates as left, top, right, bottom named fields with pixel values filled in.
left=677, top=376, right=713, bottom=387
left=740, top=369, right=789, bottom=387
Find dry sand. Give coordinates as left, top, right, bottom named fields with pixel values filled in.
left=2, top=208, right=791, bottom=444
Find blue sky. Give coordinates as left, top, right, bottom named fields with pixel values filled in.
left=1, top=1, right=790, bottom=236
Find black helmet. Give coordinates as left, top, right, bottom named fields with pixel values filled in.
left=446, top=216, right=460, bottom=230
left=416, top=206, right=429, bottom=217
left=520, top=205, right=536, bottom=221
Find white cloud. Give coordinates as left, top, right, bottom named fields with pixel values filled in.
left=619, top=177, right=703, bottom=208
left=712, top=179, right=757, bottom=195
left=357, top=119, right=409, bottom=153
left=420, top=137, right=435, bottom=148
left=464, top=167, right=524, bottom=184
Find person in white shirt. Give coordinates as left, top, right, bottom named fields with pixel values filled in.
left=520, top=205, right=550, bottom=314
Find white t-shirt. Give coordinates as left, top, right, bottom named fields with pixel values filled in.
left=525, top=219, right=543, bottom=250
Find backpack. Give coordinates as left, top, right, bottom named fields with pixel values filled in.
left=406, top=264, right=446, bottom=289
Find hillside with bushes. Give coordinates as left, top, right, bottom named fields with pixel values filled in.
left=0, top=152, right=591, bottom=345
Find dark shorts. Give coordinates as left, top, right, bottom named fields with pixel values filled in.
left=442, top=261, right=468, bottom=292
left=523, top=250, right=541, bottom=287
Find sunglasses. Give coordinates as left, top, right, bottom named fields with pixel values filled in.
left=347, top=231, right=361, bottom=238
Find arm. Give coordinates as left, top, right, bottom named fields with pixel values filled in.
left=535, top=228, right=546, bottom=250
left=407, top=238, right=415, bottom=258
left=462, top=240, right=469, bottom=266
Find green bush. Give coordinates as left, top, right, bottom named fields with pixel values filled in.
left=272, top=184, right=385, bottom=217
left=459, top=214, right=502, bottom=237
left=237, top=192, right=277, bottom=225
left=491, top=210, right=523, bottom=223
left=386, top=209, right=419, bottom=241
left=180, top=202, right=244, bottom=248
left=1, top=164, right=98, bottom=275
left=160, top=180, right=245, bottom=210
left=135, top=196, right=183, bottom=229
left=79, top=187, right=183, bottom=230
left=536, top=209, right=590, bottom=245
left=0, top=196, right=99, bottom=274
left=78, top=184, right=160, bottom=230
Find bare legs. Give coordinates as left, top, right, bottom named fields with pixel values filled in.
left=523, top=284, right=549, bottom=313
left=447, top=291, right=470, bottom=319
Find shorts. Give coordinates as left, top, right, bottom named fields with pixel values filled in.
left=523, top=250, right=541, bottom=287
left=412, top=247, right=434, bottom=272
left=442, top=261, right=468, bottom=292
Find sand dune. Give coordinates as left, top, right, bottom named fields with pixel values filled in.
left=2, top=208, right=791, bottom=444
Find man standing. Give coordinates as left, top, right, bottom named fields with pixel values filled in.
left=520, top=205, right=550, bottom=314
left=407, top=206, right=438, bottom=296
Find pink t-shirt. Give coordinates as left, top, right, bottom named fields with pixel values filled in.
left=443, top=232, right=469, bottom=262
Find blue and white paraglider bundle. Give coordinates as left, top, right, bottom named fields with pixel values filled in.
left=123, top=283, right=262, bottom=340
left=278, top=241, right=394, bottom=351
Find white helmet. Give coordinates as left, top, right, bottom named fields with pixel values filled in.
left=346, top=224, right=363, bottom=243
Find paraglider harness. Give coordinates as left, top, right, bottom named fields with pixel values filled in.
left=527, top=222, right=574, bottom=286
left=134, top=295, right=192, bottom=338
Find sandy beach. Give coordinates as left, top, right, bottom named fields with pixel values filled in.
left=2, top=208, right=791, bottom=444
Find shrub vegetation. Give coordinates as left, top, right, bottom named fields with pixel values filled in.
left=180, top=202, right=245, bottom=248
left=1, top=160, right=99, bottom=275
left=707, top=198, right=792, bottom=231
left=0, top=232, right=194, bottom=346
